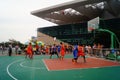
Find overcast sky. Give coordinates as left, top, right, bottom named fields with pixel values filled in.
left=0, top=0, right=72, bottom=43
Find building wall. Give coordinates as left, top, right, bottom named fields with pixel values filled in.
left=37, top=18, right=120, bottom=48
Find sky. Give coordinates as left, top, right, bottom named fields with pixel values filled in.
left=0, top=0, right=72, bottom=43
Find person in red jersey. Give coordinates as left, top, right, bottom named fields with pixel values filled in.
left=27, top=43, right=33, bottom=59
left=77, top=44, right=86, bottom=63
left=60, top=42, right=65, bottom=60
left=35, top=42, right=39, bottom=55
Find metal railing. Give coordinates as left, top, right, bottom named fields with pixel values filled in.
left=91, top=48, right=120, bottom=60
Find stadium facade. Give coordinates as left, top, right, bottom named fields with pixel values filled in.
left=31, top=0, right=120, bottom=48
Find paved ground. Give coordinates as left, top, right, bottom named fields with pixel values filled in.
left=0, top=51, right=120, bottom=80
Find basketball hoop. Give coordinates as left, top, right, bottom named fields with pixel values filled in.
left=88, top=17, right=99, bottom=33
left=88, top=27, right=94, bottom=32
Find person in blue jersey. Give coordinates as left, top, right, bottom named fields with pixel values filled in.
left=49, top=44, right=59, bottom=59
left=72, top=44, right=78, bottom=63
left=57, top=44, right=61, bottom=55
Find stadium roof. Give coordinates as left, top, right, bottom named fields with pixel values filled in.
left=31, top=0, right=120, bottom=25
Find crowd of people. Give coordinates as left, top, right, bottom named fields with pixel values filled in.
left=25, top=42, right=69, bottom=60
left=0, top=42, right=109, bottom=63
left=23, top=42, right=106, bottom=63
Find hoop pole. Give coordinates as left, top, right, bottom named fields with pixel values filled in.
left=98, top=29, right=115, bottom=48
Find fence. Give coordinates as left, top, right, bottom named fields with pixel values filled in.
left=92, top=48, right=120, bottom=61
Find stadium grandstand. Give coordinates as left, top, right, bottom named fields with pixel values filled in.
left=31, top=0, right=120, bottom=48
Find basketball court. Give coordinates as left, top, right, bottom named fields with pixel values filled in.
left=1, top=14, right=119, bottom=80
left=44, top=57, right=120, bottom=71
left=0, top=54, right=120, bottom=80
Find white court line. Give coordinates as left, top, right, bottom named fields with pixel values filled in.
left=7, top=59, right=24, bottom=80
left=42, top=59, right=49, bottom=71
left=90, top=57, right=120, bottom=63
left=20, top=61, right=45, bottom=69
left=48, top=65, right=120, bottom=72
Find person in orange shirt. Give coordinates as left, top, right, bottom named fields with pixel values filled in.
left=35, top=43, right=39, bottom=55
left=60, top=42, right=65, bottom=60
left=77, top=44, right=86, bottom=63
left=27, top=43, right=33, bottom=59
left=45, top=45, right=49, bottom=55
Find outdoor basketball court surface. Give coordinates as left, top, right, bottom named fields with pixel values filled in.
left=0, top=54, right=120, bottom=80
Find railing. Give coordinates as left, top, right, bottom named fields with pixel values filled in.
left=91, top=48, right=120, bottom=60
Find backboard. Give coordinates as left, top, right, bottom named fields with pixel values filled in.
left=88, top=17, right=100, bottom=33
